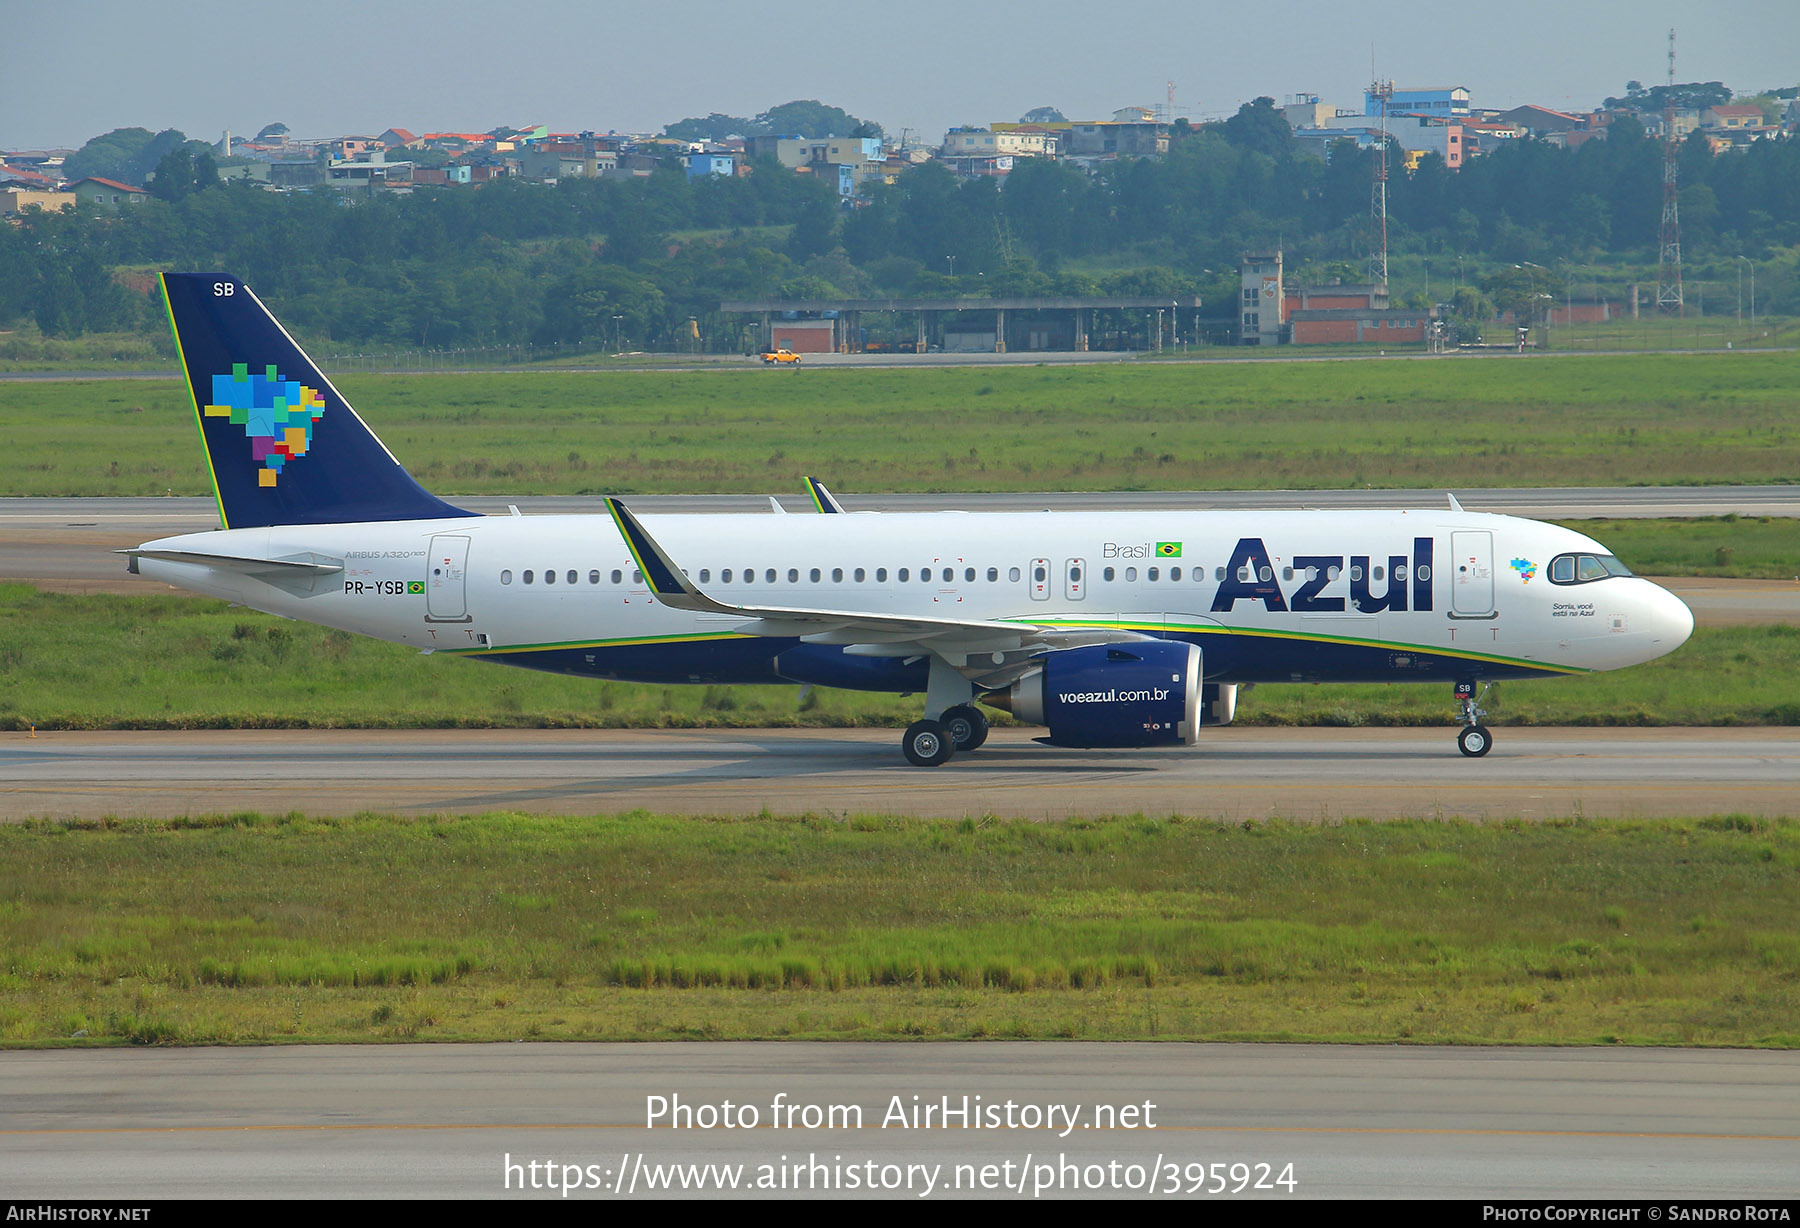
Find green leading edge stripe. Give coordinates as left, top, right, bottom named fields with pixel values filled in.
left=161, top=274, right=230, bottom=530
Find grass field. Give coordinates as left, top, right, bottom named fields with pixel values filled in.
left=6, top=351, right=1798, bottom=496
left=1, top=811, right=1794, bottom=1047
left=3, top=583, right=1794, bottom=731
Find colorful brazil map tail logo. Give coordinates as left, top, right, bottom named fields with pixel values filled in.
left=203, top=363, right=325, bottom=487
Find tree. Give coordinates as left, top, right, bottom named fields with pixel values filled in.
left=1604, top=80, right=1732, bottom=113
left=149, top=145, right=221, bottom=202
left=63, top=127, right=192, bottom=186
left=788, top=191, right=840, bottom=260
left=754, top=100, right=874, bottom=138
left=1563, top=193, right=1611, bottom=252
left=664, top=112, right=753, bottom=143
left=1482, top=265, right=1549, bottom=322
left=538, top=264, right=665, bottom=345
left=1218, top=97, right=1292, bottom=158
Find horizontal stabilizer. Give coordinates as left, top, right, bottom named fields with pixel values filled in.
left=122, top=548, right=343, bottom=577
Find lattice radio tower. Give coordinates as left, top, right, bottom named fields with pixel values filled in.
left=1369, top=79, right=1393, bottom=289
left=1657, top=28, right=1684, bottom=314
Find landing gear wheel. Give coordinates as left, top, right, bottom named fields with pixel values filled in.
left=1457, top=724, right=1493, bottom=758
left=940, top=704, right=989, bottom=751
left=902, top=719, right=956, bottom=767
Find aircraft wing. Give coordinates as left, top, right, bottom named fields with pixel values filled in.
left=605, top=498, right=1146, bottom=684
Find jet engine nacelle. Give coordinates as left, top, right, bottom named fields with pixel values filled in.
left=1004, top=641, right=1202, bottom=747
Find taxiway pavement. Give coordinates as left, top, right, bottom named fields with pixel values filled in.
left=4, top=727, right=1794, bottom=821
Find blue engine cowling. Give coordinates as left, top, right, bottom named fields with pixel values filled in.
left=1005, top=641, right=1203, bottom=747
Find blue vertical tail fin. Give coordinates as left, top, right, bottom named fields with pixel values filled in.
left=161, top=273, right=476, bottom=528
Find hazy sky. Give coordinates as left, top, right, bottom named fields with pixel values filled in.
left=8, top=0, right=1798, bottom=150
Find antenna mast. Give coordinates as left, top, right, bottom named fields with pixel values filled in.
left=1657, top=27, right=1684, bottom=315
left=1368, top=78, right=1393, bottom=291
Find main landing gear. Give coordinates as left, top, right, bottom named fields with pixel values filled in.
left=901, top=658, right=991, bottom=766
left=1454, top=681, right=1494, bottom=758
left=901, top=704, right=989, bottom=767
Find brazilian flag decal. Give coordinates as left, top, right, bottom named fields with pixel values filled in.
left=1156, top=541, right=1182, bottom=558
left=407, top=581, right=426, bottom=595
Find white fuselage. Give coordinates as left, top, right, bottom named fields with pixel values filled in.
left=134, top=507, right=1694, bottom=688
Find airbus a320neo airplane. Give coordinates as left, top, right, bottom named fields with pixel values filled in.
left=129, top=274, right=1694, bottom=766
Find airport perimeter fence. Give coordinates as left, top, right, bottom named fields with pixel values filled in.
left=307, top=315, right=1794, bottom=372
left=316, top=340, right=621, bottom=373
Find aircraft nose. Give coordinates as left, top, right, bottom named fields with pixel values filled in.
left=1644, top=581, right=1694, bottom=652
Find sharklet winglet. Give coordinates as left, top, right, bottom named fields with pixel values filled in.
left=805, top=476, right=846, bottom=514
left=604, top=497, right=732, bottom=614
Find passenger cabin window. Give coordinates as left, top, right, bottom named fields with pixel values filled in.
left=524, top=570, right=535, bottom=584
left=501, top=570, right=513, bottom=585
left=612, top=569, right=623, bottom=584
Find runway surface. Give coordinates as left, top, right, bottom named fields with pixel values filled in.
left=2, top=1042, right=1796, bottom=1199
left=5, top=727, right=1795, bottom=821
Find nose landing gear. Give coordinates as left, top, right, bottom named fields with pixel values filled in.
left=1454, top=681, right=1494, bottom=757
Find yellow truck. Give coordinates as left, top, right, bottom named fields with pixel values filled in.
left=760, top=348, right=803, bottom=365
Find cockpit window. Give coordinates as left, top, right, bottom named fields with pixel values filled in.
left=1550, top=553, right=1633, bottom=585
